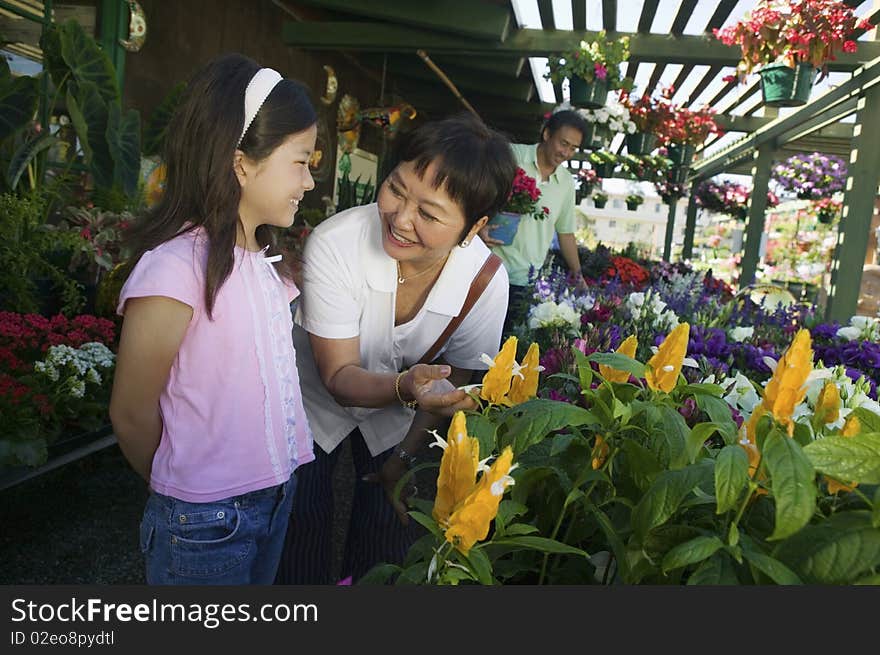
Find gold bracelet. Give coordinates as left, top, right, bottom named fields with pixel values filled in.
left=395, top=370, right=418, bottom=409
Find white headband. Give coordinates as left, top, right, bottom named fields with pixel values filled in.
left=238, top=67, right=283, bottom=146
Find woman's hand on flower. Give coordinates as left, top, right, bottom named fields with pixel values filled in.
left=405, top=364, right=477, bottom=416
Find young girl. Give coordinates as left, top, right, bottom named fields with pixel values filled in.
left=109, top=53, right=316, bottom=584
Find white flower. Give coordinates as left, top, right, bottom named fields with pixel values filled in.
left=721, top=372, right=761, bottom=414
left=528, top=300, right=581, bottom=332
left=729, top=326, right=754, bottom=342
left=69, top=379, right=86, bottom=399
left=836, top=326, right=862, bottom=341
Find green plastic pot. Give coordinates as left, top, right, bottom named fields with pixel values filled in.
left=759, top=62, right=816, bottom=107
left=626, top=132, right=658, bottom=156
left=666, top=143, right=696, bottom=167
left=570, top=76, right=609, bottom=110
left=593, top=197, right=608, bottom=209
left=592, top=161, right=616, bottom=178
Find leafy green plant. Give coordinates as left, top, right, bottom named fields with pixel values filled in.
left=335, top=171, right=375, bottom=213
left=545, top=30, right=634, bottom=91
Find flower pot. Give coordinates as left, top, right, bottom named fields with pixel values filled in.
left=576, top=184, right=593, bottom=203
left=569, top=76, right=608, bottom=110
left=626, top=132, right=657, bottom=156
left=817, top=210, right=834, bottom=225
left=592, top=161, right=615, bottom=178
left=666, top=143, right=696, bottom=167
left=626, top=201, right=640, bottom=211
left=593, top=198, right=608, bottom=209
left=591, top=124, right=613, bottom=149
left=487, top=211, right=521, bottom=245
left=759, top=62, right=816, bottom=107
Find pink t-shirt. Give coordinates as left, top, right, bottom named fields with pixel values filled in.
left=117, top=229, right=313, bottom=502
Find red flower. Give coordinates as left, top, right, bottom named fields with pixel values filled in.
left=843, top=40, right=857, bottom=53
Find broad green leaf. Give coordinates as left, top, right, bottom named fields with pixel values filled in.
left=804, top=432, right=880, bottom=485
left=773, top=511, right=880, bottom=584
left=642, top=524, right=702, bottom=563
left=490, top=536, right=589, bottom=558
left=853, top=407, right=880, bottom=433
left=695, top=394, right=738, bottom=443
left=462, top=547, right=494, bottom=585
left=612, top=397, right=633, bottom=422
left=587, top=504, right=631, bottom=583
left=358, top=563, right=401, bottom=585
left=854, top=573, right=880, bottom=585
left=58, top=19, right=119, bottom=102
left=715, top=445, right=750, bottom=514
left=620, top=439, right=663, bottom=491
left=681, top=383, right=725, bottom=396
left=107, top=104, right=141, bottom=196
left=550, top=432, right=577, bottom=457
left=396, top=562, right=429, bottom=585
left=503, top=523, right=539, bottom=536
left=659, top=405, right=690, bottom=469
left=6, top=133, right=56, bottom=190
left=466, top=413, right=497, bottom=460
left=67, top=81, right=112, bottom=186
left=686, top=422, right=718, bottom=464
left=874, top=487, right=880, bottom=529
left=504, top=399, right=599, bottom=456
left=686, top=552, right=740, bottom=585
left=588, top=352, right=645, bottom=379
left=407, top=511, right=442, bottom=539
left=496, top=500, right=529, bottom=528
left=0, top=73, right=39, bottom=142
left=661, top=536, right=724, bottom=573
left=763, top=430, right=816, bottom=541
left=632, top=460, right=714, bottom=541
left=741, top=548, right=802, bottom=585
left=142, top=81, right=184, bottom=156
left=572, top=347, right=593, bottom=391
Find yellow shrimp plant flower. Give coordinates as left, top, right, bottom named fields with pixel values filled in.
left=431, top=411, right=480, bottom=526
left=815, top=381, right=840, bottom=425
left=645, top=323, right=690, bottom=393
left=599, top=335, right=638, bottom=384
left=479, top=336, right=519, bottom=406
left=761, top=328, right=813, bottom=434
left=591, top=434, right=610, bottom=470
left=509, top=342, right=543, bottom=405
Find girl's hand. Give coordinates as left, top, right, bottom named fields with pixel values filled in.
left=404, top=364, right=478, bottom=416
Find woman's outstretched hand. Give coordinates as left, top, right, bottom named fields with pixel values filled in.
left=403, top=364, right=477, bottom=415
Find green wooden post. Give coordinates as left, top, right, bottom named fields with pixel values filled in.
left=662, top=199, right=676, bottom=261
left=99, top=0, right=127, bottom=92
left=680, top=188, right=699, bottom=260
left=826, top=83, right=880, bottom=322
left=739, top=144, right=774, bottom=287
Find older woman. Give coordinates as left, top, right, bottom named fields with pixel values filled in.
left=277, top=114, right=516, bottom=583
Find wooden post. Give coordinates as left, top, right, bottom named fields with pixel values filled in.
left=680, top=188, right=699, bottom=260
left=739, top=144, right=774, bottom=287
left=99, top=0, right=127, bottom=92
left=662, top=200, right=676, bottom=261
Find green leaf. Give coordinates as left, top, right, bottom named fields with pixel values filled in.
left=853, top=407, right=880, bottom=433
left=466, top=413, right=497, bottom=460
left=587, top=504, right=631, bottom=582
left=741, top=548, right=802, bottom=585
left=407, top=511, right=442, bottom=539
left=854, top=573, right=880, bottom=585
left=504, top=399, right=599, bottom=457
left=0, top=73, right=39, bottom=142
left=773, top=511, right=880, bottom=584
left=661, top=536, right=724, bottom=573
left=572, top=347, right=593, bottom=391
left=762, top=430, right=816, bottom=541
left=358, top=563, right=402, bottom=585
left=142, top=82, right=185, bottom=156
left=58, top=19, right=119, bottom=103
left=6, top=133, right=56, bottom=190
left=550, top=432, right=577, bottom=457
left=659, top=405, right=690, bottom=469
left=715, top=445, right=750, bottom=514
left=686, top=552, right=740, bottom=585
left=874, top=487, right=880, bottom=529
left=490, top=536, right=589, bottom=558
left=67, top=81, right=113, bottom=187
left=588, top=352, right=645, bottom=379
left=681, top=383, right=725, bottom=396
left=804, top=432, right=880, bottom=485
left=496, top=500, right=529, bottom=528
left=503, top=523, right=539, bottom=536
left=695, top=394, right=738, bottom=443
left=107, top=104, right=141, bottom=197
left=462, top=547, right=494, bottom=585
left=620, top=439, right=663, bottom=491
left=632, top=460, right=714, bottom=541
left=686, top=422, right=718, bottom=464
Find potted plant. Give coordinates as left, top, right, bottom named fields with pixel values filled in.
left=576, top=167, right=598, bottom=202
left=654, top=178, right=688, bottom=205
left=714, top=0, right=873, bottom=107
left=814, top=197, right=843, bottom=225
left=695, top=179, right=779, bottom=220
left=772, top=152, right=847, bottom=200
left=576, top=95, right=636, bottom=150
left=545, top=30, right=634, bottom=109
left=587, top=150, right=618, bottom=179
left=657, top=104, right=722, bottom=168
left=619, top=87, right=674, bottom=155
left=619, top=153, right=672, bottom=184
left=487, top=167, right=548, bottom=245
left=625, top=193, right=645, bottom=211
left=592, top=189, right=609, bottom=209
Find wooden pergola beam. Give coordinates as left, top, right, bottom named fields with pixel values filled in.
left=671, top=0, right=698, bottom=36
left=537, top=0, right=555, bottom=30
left=638, top=0, right=660, bottom=33
left=705, top=0, right=739, bottom=32
left=603, top=0, right=617, bottom=32
left=385, top=57, right=534, bottom=101
left=285, top=0, right=512, bottom=41
left=572, top=0, right=586, bottom=31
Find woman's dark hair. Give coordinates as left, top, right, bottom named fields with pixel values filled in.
left=541, top=109, right=587, bottom=144
left=124, top=53, right=317, bottom=318
left=392, top=113, right=516, bottom=232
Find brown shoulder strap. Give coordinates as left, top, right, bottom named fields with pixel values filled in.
left=418, top=254, right=503, bottom=365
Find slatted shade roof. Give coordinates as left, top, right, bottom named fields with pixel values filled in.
left=281, top=0, right=880, bottom=165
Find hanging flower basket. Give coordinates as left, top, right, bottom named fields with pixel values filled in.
left=575, top=184, right=593, bottom=203
left=759, top=63, right=817, bottom=107
left=625, top=200, right=640, bottom=211
left=570, top=77, right=609, bottom=110
left=487, top=211, right=521, bottom=245
left=592, top=192, right=608, bottom=209
left=817, top=210, right=834, bottom=224
left=626, top=132, right=657, bottom=156
left=666, top=143, right=696, bottom=167
left=667, top=166, right=689, bottom=184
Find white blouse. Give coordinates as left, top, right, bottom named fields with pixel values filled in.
left=293, top=203, right=509, bottom=456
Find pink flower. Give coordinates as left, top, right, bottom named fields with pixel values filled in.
left=594, top=63, right=608, bottom=81
left=843, top=40, right=857, bottom=53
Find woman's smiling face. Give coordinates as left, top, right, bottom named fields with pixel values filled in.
left=376, top=160, right=487, bottom=267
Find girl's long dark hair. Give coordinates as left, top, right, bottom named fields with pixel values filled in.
left=124, top=53, right=317, bottom=318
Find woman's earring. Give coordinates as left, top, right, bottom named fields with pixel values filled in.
left=459, top=239, right=470, bottom=248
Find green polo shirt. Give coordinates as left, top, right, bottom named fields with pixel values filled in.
left=491, top=143, right=577, bottom=286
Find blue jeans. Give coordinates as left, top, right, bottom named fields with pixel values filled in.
left=139, top=474, right=297, bottom=585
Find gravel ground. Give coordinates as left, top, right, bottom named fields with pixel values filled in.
left=0, top=440, right=356, bottom=585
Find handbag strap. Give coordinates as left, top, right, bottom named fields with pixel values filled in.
left=417, top=253, right=503, bottom=365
